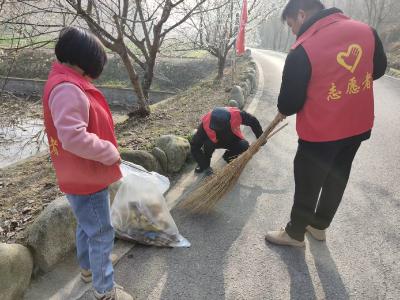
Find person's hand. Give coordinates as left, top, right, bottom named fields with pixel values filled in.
left=278, top=112, right=287, bottom=122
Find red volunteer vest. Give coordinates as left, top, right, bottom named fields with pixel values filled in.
left=43, top=62, right=122, bottom=195
left=292, top=13, right=375, bottom=142
left=202, top=107, right=244, bottom=143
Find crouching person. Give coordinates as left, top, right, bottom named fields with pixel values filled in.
left=191, top=106, right=263, bottom=175
left=42, top=27, right=133, bottom=300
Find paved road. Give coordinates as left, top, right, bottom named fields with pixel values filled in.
left=81, top=49, right=400, bottom=300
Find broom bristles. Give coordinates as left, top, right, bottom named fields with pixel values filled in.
left=178, top=114, right=286, bottom=213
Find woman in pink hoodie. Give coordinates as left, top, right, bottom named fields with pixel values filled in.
left=42, top=27, right=132, bottom=300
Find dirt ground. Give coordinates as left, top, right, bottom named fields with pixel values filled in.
left=0, top=92, right=59, bottom=242
left=0, top=154, right=61, bottom=243
left=0, top=58, right=252, bottom=243
left=117, top=80, right=229, bottom=150
left=0, top=92, right=42, bottom=125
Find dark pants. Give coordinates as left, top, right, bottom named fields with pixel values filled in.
left=285, top=139, right=361, bottom=241
left=203, top=139, right=249, bottom=167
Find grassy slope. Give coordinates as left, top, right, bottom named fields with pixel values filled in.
left=0, top=57, right=252, bottom=243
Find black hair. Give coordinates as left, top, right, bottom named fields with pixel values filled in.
left=281, top=0, right=325, bottom=22
left=55, top=26, right=107, bottom=79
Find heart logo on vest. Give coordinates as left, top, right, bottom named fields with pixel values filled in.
left=336, top=44, right=363, bottom=73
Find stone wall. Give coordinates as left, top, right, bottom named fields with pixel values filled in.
left=0, top=76, right=175, bottom=106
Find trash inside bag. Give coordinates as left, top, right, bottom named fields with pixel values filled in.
left=111, top=161, right=190, bottom=248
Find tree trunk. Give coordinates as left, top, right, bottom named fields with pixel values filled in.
left=119, top=49, right=150, bottom=117
left=141, top=58, right=156, bottom=99
left=375, top=0, right=387, bottom=31
left=216, top=54, right=227, bottom=81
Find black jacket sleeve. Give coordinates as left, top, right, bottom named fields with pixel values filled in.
left=277, top=46, right=311, bottom=116
left=240, top=111, right=263, bottom=138
left=371, top=28, right=387, bottom=80
left=190, top=124, right=209, bottom=169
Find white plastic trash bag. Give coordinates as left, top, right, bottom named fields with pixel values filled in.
left=111, top=161, right=190, bottom=248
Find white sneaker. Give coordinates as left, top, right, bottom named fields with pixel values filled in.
left=94, top=285, right=133, bottom=300
left=265, top=227, right=305, bottom=247
left=306, top=226, right=326, bottom=241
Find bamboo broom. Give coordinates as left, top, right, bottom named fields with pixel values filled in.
left=178, top=113, right=287, bottom=213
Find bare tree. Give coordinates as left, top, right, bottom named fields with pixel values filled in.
left=1, top=0, right=207, bottom=117
left=180, top=0, right=281, bottom=80
left=53, top=0, right=149, bottom=115
left=363, top=0, right=398, bottom=31
left=257, top=9, right=293, bottom=52
left=57, top=0, right=207, bottom=116
left=257, top=0, right=400, bottom=53
left=322, top=0, right=400, bottom=31
left=0, top=1, right=74, bottom=50
left=0, top=0, right=73, bottom=101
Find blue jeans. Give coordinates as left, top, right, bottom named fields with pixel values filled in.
left=66, top=188, right=114, bottom=294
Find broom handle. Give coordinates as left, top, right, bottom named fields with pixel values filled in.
left=266, top=122, right=288, bottom=140
left=259, top=113, right=285, bottom=144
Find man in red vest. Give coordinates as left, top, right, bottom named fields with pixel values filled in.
left=265, top=0, right=387, bottom=247
left=191, top=106, right=263, bottom=175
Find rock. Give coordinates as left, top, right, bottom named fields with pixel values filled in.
left=246, top=68, right=256, bottom=75
left=23, top=216, right=32, bottom=223
left=26, top=196, right=76, bottom=274
left=152, top=147, right=168, bottom=173
left=43, top=182, right=55, bottom=189
left=155, top=135, right=190, bottom=173
left=248, top=70, right=256, bottom=78
left=247, top=73, right=257, bottom=92
left=22, top=207, right=31, bottom=215
left=10, top=220, right=19, bottom=231
left=246, top=78, right=254, bottom=94
left=120, top=149, right=161, bottom=172
left=228, top=99, right=239, bottom=108
left=230, top=85, right=245, bottom=108
left=244, top=49, right=252, bottom=58
left=240, top=82, right=250, bottom=97
left=0, top=243, right=33, bottom=300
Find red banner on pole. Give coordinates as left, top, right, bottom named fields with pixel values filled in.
left=236, top=0, right=248, bottom=55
